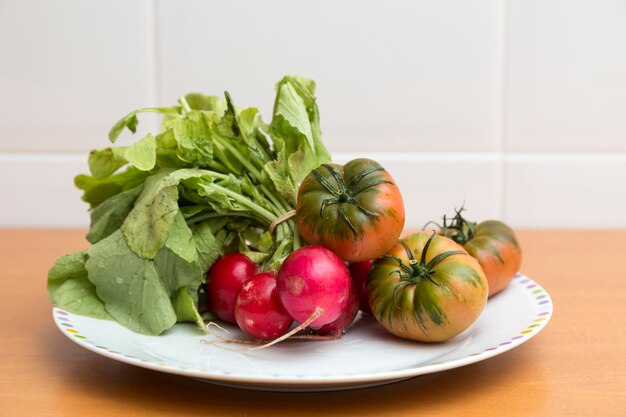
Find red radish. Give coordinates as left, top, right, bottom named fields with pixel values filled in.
left=234, top=272, right=293, bottom=340
left=316, top=280, right=359, bottom=336
left=207, top=253, right=256, bottom=323
left=349, top=260, right=374, bottom=314
left=277, top=245, right=352, bottom=329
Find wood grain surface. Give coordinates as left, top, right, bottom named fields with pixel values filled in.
left=0, top=229, right=625, bottom=416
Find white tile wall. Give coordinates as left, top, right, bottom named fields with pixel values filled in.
left=156, top=0, right=500, bottom=153
left=505, top=155, right=626, bottom=228
left=0, top=0, right=156, bottom=152
left=506, top=0, right=626, bottom=151
left=0, top=155, right=88, bottom=227
left=1, top=0, right=625, bottom=228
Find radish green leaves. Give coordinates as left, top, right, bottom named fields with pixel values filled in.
left=47, top=76, right=331, bottom=335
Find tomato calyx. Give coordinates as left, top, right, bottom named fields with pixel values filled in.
left=312, top=164, right=393, bottom=236
left=427, top=207, right=477, bottom=245
left=385, top=233, right=465, bottom=286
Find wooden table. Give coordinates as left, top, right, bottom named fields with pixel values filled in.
left=1, top=229, right=625, bottom=416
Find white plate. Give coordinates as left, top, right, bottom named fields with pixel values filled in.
left=53, top=273, right=552, bottom=392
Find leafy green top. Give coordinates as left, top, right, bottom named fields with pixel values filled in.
left=48, top=76, right=331, bottom=335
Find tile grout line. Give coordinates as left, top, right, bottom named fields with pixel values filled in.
left=496, top=0, right=509, bottom=222
left=3, top=151, right=626, bottom=160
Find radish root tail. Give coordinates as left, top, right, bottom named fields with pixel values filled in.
left=201, top=321, right=262, bottom=346
left=289, top=333, right=342, bottom=341
left=209, top=307, right=325, bottom=353
left=244, top=307, right=324, bottom=352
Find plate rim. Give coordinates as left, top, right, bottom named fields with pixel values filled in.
left=52, top=273, right=553, bottom=386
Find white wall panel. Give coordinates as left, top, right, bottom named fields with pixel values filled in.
left=505, top=155, right=626, bottom=228
left=156, top=0, right=500, bottom=153
left=0, top=155, right=89, bottom=227
left=506, top=0, right=626, bottom=151
left=0, top=0, right=156, bottom=152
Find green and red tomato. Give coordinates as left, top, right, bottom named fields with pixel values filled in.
left=368, top=232, right=488, bottom=342
left=296, top=158, right=405, bottom=262
left=435, top=209, right=522, bottom=297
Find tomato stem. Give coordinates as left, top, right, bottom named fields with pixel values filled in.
left=440, top=206, right=477, bottom=245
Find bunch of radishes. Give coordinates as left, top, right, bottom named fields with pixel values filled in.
left=206, top=246, right=372, bottom=341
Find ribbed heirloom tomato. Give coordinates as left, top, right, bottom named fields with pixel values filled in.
left=295, top=158, right=405, bottom=262
left=434, top=209, right=522, bottom=297
left=368, top=232, right=488, bottom=342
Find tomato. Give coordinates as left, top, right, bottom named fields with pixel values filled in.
left=349, top=260, right=374, bottom=314
left=207, top=253, right=256, bottom=323
left=296, top=158, right=405, bottom=262
left=437, top=210, right=522, bottom=297
left=368, top=232, right=488, bottom=342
